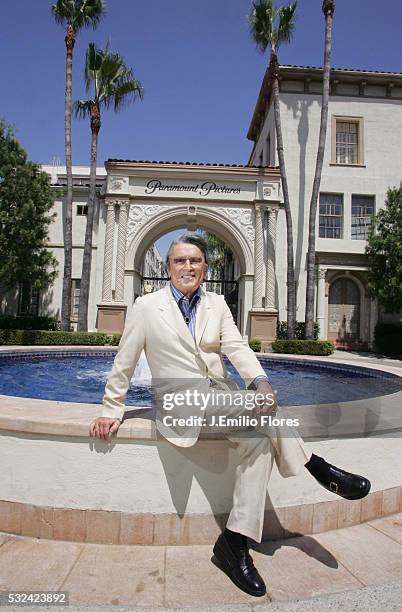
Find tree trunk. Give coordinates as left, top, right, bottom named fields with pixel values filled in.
left=77, top=104, right=100, bottom=332
left=304, top=0, right=335, bottom=339
left=270, top=52, right=296, bottom=339
left=60, top=24, right=75, bottom=332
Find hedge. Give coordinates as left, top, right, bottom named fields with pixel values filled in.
left=276, top=320, right=319, bottom=340
left=374, top=323, right=402, bottom=356
left=271, top=339, right=335, bottom=356
left=249, top=337, right=262, bottom=352
left=0, top=330, right=122, bottom=346
left=0, top=315, right=60, bottom=331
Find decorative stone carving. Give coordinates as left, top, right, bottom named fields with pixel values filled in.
left=101, top=200, right=116, bottom=302
left=215, top=207, right=255, bottom=243
left=252, top=204, right=264, bottom=308
left=115, top=201, right=130, bottom=302
left=127, top=204, right=163, bottom=243
left=108, top=175, right=129, bottom=192
left=263, top=183, right=281, bottom=200
left=265, top=208, right=278, bottom=309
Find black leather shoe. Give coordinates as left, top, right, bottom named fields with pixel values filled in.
left=212, top=531, right=266, bottom=597
left=312, top=464, right=371, bottom=500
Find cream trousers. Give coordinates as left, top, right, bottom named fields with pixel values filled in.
left=204, top=398, right=312, bottom=542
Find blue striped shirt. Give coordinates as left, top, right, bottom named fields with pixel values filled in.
left=170, top=282, right=201, bottom=340
left=169, top=282, right=269, bottom=389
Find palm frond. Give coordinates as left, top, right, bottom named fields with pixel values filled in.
left=84, top=42, right=103, bottom=92
left=51, top=0, right=75, bottom=25
left=99, top=51, right=124, bottom=83
left=73, top=99, right=94, bottom=120
left=277, top=2, right=297, bottom=45
left=81, top=41, right=144, bottom=118
left=110, top=79, right=144, bottom=112
left=248, top=0, right=276, bottom=53
left=78, top=0, right=106, bottom=29
left=51, top=0, right=105, bottom=31
left=247, top=0, right=296, bottom=53
left=74, top=0, right=105, bottom=32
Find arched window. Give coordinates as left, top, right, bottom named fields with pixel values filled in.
left=328, top=277, right=360, bottom=341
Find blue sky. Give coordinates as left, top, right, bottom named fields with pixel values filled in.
left=1, top=0, right=401, bottom=170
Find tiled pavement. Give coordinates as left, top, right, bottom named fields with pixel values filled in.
left=327, top=350, right=402, bottom=369
left=0, top=513, right=402, bottom=608
left=1, top=350, right=401, bottom=609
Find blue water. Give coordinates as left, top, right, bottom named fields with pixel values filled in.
left=0, top=351, right=401, bottom=407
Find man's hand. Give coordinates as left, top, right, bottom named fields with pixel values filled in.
left=253, top=380, right=278, bottom=417
left=89, top=417, right=121, bottom=441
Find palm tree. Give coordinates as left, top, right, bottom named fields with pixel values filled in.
left=51, top=0, right=105, bottom=332
left=74, top=42, right=143, bottom=331
left=203, top=232, right=231, bottom=280
left=304, top=0, right=335, bottom=339
left=248, top=0, right=298, bottom=339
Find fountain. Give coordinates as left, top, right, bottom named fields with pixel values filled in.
left=0, top=346, right=401, bottom=543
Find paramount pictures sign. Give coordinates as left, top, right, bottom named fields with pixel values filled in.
left=144, top=179, right=241, bottom=197
left=113, top=176, right=280, bottom=201
left=125, top=177, right=256, bottom=201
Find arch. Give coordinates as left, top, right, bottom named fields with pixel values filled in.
left=126, top=204, right=254, bottom=276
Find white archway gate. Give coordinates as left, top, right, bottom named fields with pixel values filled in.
left=97, top=160, right=282, bottom=345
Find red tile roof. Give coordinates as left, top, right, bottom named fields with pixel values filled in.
left=281, top=64, right=402, bottom=75
left=107, top=158, right=277, bottom=169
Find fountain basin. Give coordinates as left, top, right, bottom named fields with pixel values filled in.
left=1, top=347, right=401, bottom=544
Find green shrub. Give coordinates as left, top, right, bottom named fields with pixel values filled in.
left=0, top=330, right=111, bottom=345
left=276, top=321, right=319, bottom=340
left=105, top=333, right=122, bottom=346
left=249, top=337, right=262, bottom=352
left=271, top=339, right=335, bottom=356
left=0, top=315, right=60, bottom=331
left=374, top=323, right=402, bottom=356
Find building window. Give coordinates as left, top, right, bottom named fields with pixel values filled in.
left=351, top=195, right=375, bottom=240
left=77, top=204, right=88, bottom=216
left=331, top=116, right=364, bottom=165
left=18, top=282, right=39, bottom=316
left=71, top=279, right=81, bottom=319
left=336, top=121, right=358, bottom=163
left=319, top=193, right=343, bottom=239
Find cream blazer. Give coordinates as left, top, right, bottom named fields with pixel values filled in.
left=101, top=285, right=267, bottom=446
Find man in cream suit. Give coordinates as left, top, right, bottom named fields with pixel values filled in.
left=90, top=233, right=370, bottom=597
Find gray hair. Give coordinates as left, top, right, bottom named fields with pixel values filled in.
left=165, top=233, right=208, bottom=267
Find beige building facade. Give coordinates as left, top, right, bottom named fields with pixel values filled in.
left=248, top=65, right=402, bottom=348
left=1, top=65, right=401, bottom=348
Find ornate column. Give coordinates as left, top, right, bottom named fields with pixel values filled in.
left=115, top=200, right=130, bottom=302
left=249, top=202, right=279, bottom=352
left=101, top=199, right=116, bottom=302
left=316, top=268, right=327, bottom=339
left=252, top=203, right=264, bottom=308
left=264, top=207, right=278, bottom=310
left=369, top=297, right=378, bottom=350
left=97, top=198, right=130, bottom=334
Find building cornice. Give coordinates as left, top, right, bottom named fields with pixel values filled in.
left=105, top=159, right=280, bottom=178
left=247, top=64, right=402, bottom=143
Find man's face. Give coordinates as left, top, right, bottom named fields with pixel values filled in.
left=167, top=242, right=208, bottom=297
